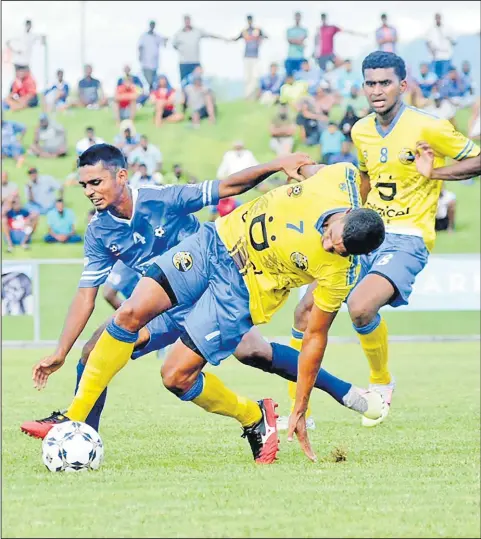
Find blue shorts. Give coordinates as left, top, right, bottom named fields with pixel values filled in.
left=356, top=233, right=429, bottom=307
left=149, top=222, right=253, bottom=366
left=2, top=143, right=25, bottom=158
left=105, top=261, right=140, bottom=299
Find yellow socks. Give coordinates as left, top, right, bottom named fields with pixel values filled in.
left=288, top=327, right=311, bottom=418
left=66, top=325, right=136, bottom=422
left=191, top=372, right=262, bottom=428
left=356, top=315, right=391, bottom=385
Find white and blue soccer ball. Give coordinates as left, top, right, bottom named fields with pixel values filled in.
left=42, top=421, right=104, bottom=473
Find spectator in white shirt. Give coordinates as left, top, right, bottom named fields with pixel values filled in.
left=426, top=13, right=456, bottom=79
left=6, top=19, right=45, bottom=72
left=130, top=163, right=163, bottom=189
left=128, top=135, right=163, bottom=176
left=138, top=20, right=167, bottom=91
left=216, top=141, right=259, bottom=180
left=76, top=127, right=105, bottom=156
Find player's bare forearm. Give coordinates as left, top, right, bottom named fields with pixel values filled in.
left=299, top=164, right=324, bottom=179
left=55, top=287, right=99, bottom=358
left=431, top=155, right=481, bottom=181
left=103, top=284, right=122, bottom=310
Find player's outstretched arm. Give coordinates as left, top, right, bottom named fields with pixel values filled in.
left=287, top=304, right=337, bottom=462
left=415, top=141, right=481, bottom=181
left=32, top=287, right=99, bottom=390
left=218, top=152, right=315, bottom=198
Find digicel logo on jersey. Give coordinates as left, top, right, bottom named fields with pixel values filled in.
left=367, top=201, right=411, bottom=219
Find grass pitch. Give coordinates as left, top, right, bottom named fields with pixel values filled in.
left=2, top=342, right=479, bottom=538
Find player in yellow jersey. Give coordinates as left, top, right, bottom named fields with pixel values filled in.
left=42, top=161, right=386, bottom=464
left=284, top=51, right=481, bottom=435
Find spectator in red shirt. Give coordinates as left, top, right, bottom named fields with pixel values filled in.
left=150, top=75, right=184, bottom=127
left=313, top=13, right=366, bottom=70
left=113, top=76, right=139, bottom=125
left=2, top=194, right=35, bottom=252
left=3, top=67, right=38, bottom=111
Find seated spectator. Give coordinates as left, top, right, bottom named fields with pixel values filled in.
left=25, top=167, right=62, bottom=215
left=150, top=75, right=184, bottom=127
left=3, top=67, right=38, bottom=111
left=130, top=163, right=163, bottom=188
left=459, top=61, right=475, bottom=107
left=127, top=135, right=163, bottom=176
left=44, top=198, right=82, bottom=243
left=296, top=85, right=337, bottom=145
left=279, top=74, right=308, bottom=110
left=320, top=122, right=345, bottom=164
left=438, top=67, right=464, bottom=103
left=183, top=75, right=216, bottom=127
left=29, top=113, right=67, bottom=158
left=327, top=140, right=358, bottom=166
left=2, top=119, right=26, bottom=166
left=423, top=92, right=457, bottom=123
left=339, top=105, right=360, bottom=142
left=181, top=65, right=210, bottom=90
left=269, top=104, right=296, bottom=155
left=216, top=140, right=259, bottom=179
left=76, top=127, right=105, bottom=156
left=117, top=65, right=148, bottom=106
left=76, top=64, right=107, bottom=108
left=113, top=75, right=140, bottom=124
left=417, top=62, right=438, bottom=99
left=335, top=59, right=362, bottom=98
left=114, top=120, right=140, bottom=157
left=164, top=164, right=198, bottom=185
left=343, top=85, right=370, bottom=118
left=258, top=62, right=284, bottom=106
left=1, top=171, right=19, bottom=213
left=293, top=60, right=322, bottom=96
left=2, top=194, right=35, bottom=252
left=43, top=69, right=69, bottom=112
left=209, top=197, right=240, bottom=221
left=435, top=185, right=456, bottom=233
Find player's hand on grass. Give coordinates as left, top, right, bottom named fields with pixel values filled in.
left=32, top=354, right=66, bottom=390
left=287, top=407, right=317, bottom=462
left=415, top=141, right=435, bottom=178
left=275, top=152, right=315, bottom=182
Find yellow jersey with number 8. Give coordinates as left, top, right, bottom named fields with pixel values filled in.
left=216, top=163, right=361, bottom=325
left=351, top=104, right=480, bottom=251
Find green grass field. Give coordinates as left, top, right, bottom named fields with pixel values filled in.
left=2, top=342, right=480, bottom=538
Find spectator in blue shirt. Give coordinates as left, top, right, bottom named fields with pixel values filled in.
left=417, top=62, right=438, bottom=99
left=114, top=121, right=140, bottom=157
left=117, top=65, right=148, bottom=106
left=320, top=122, right=345, bottom=164
left=285, top=12, right=308, bottom=76
left=294, top=60, right=322, bottom=95
left=438, top=67, right=464, bottom=100
left=336, top=59, right=362, bottom=98
left=76, top=64, right=107, bottom=108
left=1, top=120, right=26, bottom=165
left=458, top=61, right=476, bottom=107
left=258, top=63, right=284, bottom=105
left=43, top=69, right=69, bottom=112
left=328, top=140, right=358, bottom=166
left=44, top=199, right=82, bottom=244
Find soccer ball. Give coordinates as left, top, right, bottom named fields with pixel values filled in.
left=42, top=421, right=104, bottom=473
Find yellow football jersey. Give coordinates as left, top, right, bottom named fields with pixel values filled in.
left=351, top=104, right=480, bottom=251
left=216, top=163, right=361, bottom=325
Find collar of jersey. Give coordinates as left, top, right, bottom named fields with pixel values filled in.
left=375, top=102, right=406, bottom=138
left=315, top=207, right=350, bottom=236
left=107, top=188, right=138, bottom=226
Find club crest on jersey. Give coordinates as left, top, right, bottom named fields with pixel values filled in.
left=173, top=251, right=193, bottom=272
left=398, top=148, right=415, bottom=165
left=155, top=225, right=165, bottom=238
left=109, top=244, right=120, bottom=255
left=287, top=185, right=303, bottom=197
left=290, top=252, right=308, bottom=271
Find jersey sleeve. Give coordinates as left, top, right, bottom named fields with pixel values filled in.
left=312, top=262, right=357, bottom=313
left=78, top=226, right=115, bottom=288
left=423, top=119, right=480, bottom=161
left=170, top=181, right=221, bottom=213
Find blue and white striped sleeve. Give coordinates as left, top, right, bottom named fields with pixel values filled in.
left=172, top=181, right=221, bottom=214
left=78, top=228, right=115, bottom=288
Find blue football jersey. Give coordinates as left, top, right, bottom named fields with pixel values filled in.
left=79, top=181, right=220, bottom=288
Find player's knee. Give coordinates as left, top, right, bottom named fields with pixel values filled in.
left=161, top=363, right=191, bottom=396
left=347, top=297, right=377, bottom=328
left=115, top=301, right=142, bottom=332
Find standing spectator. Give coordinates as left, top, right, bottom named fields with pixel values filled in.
left=130, top=163, right=163, bottom=188
left=313, top=13, right=366, bottom=70
left=320, top=122, right=345, bottom=164
left=426, top=13, right=456, bottom=79
left=114, top=121, right=140, bottom=157
left=150, top=75, right=184, bottom=127
left=76, top=65, right=108, bottom=108
left=138, top=20, right=167, bottom=91
left=172, top=15, right=226, bottom=81
left=44, top=199, right=82, bottom=244
left=128, top=135, right=163, bottom=176
left=216, top=141, right=259, bottom=180
left=1, top=171, right=19, bottom=211
left=294, top=60, right=322, bottom=96
left=3, top=67, right=38, bottom=111
left=76, top=127, right=105, bottom=156
left=29, top=113, right=67, bottom=158
left=416, top=62, right=438, bottom=99
left=25, top=167, right=62, bottom=215
left=375, top=14, right=398, bottom=53
left=269, top=104, right=297, bottom=155
left=113, top=75, right=140, bottom=124
left=285, top=11, right=308, bottom=77
left=2, top=119, right=26, bottom=166
left=338, top=105, right=360, bottom=142
left=435, top=185, right=456, bottom=233
left=327, top=140, right=358, bottom=166
left=336, top=59, right=362, bottom=98
left=43, top=69, right=69, bottom=112
left=2, top=194, right=35, bottom=252
left=183, top=75, right=216, bottom=127
left=232, top=15, right=267, bottom=100
left=258, top=62, right=283, bottom=105
left=6, top=19, right=45, bottom=72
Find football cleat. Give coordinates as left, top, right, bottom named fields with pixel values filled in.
left=362, top=377, right=396, bottom=428
left=276, top=415, right=316, bottom=431
left=21, top=410, right=70, bottom=439
left=241, top=399, right=279, bottom=464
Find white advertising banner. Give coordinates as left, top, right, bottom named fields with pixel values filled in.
left=1, top=264, right=34, bottom=316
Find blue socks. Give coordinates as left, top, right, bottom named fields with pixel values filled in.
left=74, top=359, right=107, bottom=432
left=271, top=343, right=352, bottom=404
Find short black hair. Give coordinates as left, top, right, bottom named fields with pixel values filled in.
left=77, top=143, right=127, bottom=172
left=362, top=51, right=406, bottom=81
left=342, top=208, right=385, bottom=255
left=381, top=13, right=387, bottom=19
left=86, top=126, right=94, bottom=132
